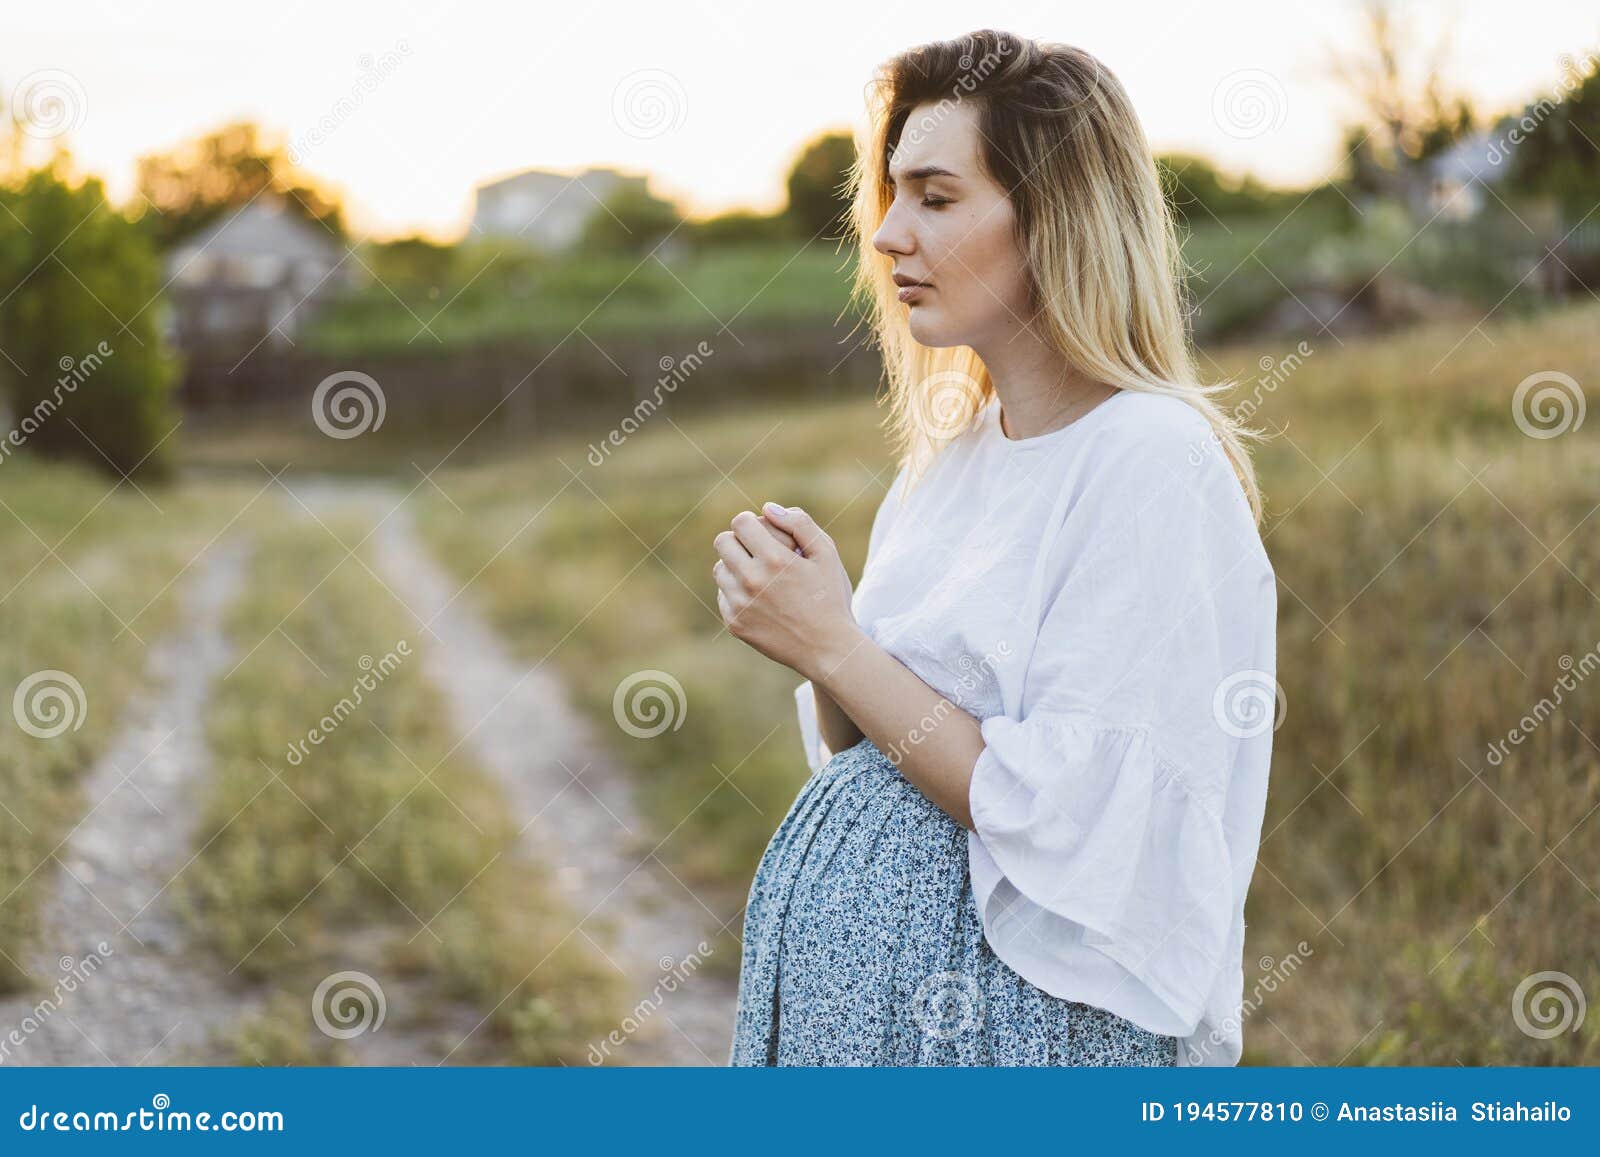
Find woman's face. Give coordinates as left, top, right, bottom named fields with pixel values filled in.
left=871, top=100, right=1033, bottom=350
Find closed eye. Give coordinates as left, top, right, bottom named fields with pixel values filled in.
left=921, top=196, right=953, bottom=209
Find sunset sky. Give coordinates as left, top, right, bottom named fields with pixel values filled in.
left=5, top=0, right=1598, bottom=240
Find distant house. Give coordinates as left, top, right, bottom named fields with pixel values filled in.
left=469, top=167, right=649, bottom=250
left=1413, top=130, right=1508, bottom=221
left=164, top=195, right=353, bottom=351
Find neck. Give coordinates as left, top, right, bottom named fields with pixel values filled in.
left=973, top=327, right=1116, bottom=440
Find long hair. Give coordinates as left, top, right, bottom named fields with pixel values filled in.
left=845, top=29, right=1267, bottom=524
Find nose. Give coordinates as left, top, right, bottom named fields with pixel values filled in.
left=871, top=198, right=913, bottom=258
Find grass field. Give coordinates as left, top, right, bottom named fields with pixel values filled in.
left=3, top=298, right=1596, bottom=1064
left=0, top=460, right=263, bottom=992
left=407, top=298, right=1600, bottom=1064
left=178, top=511, right=623, bottom=1063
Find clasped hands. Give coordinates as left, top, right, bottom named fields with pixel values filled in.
left=712, top=502, right=861, bottom=683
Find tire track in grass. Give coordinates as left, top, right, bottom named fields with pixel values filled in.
left=285, top=477, right=737, bottom=1066
left=0, top=541, right=254, bottom=1065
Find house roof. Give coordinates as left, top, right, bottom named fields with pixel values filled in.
left=173, top=195, right=341, bottom=261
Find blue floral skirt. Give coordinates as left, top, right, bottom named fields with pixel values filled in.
left=729, top=737, right=1180, bottom=1066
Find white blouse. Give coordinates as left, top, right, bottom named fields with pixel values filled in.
left=793, top=388, right=1278, bottom=1066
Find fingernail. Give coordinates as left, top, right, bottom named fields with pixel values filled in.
left=762, top=501, right=784, bottom=515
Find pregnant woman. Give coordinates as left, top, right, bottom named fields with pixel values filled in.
left=712, top=30, right=1278, bottom=1067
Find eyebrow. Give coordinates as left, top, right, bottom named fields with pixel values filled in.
left=886, top=164, right=961, bottom=184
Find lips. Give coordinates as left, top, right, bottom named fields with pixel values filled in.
left=892, top=275, right=932, bottom=304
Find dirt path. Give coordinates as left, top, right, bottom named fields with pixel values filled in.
left=283, top=477, right=738, bottom=1065
left=0, top=542, right=257, bottom=1065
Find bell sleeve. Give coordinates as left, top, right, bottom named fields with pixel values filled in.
left=966, top=424, right=1276, bottom=1065
left=793, top=461, right=910, bottom=775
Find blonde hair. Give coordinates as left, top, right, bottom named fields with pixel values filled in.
left=846, top=29, right=1267, bottom=524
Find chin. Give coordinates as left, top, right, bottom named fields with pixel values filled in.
left=906, top=307, right=962, bottom=348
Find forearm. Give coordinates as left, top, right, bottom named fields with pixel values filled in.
left=803, top=625, right=985, bottom=831
left=813, top=683, right=864, bottom=761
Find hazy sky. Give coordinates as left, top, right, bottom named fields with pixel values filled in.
left=5, top=0, right=1598, bottom=239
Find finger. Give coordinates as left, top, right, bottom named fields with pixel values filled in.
left=760, top=502, right=831, bottom=559
left=759, top=514, right=801, bottom=553
left=711, top=558, right=741, bottom=601
left=713, top=530, right=757, bottom=577
left=730, top=510, right=790, bottom=564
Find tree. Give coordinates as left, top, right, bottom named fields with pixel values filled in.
left=1505, top=53, right=1600, bottom=220
left=1156, top=153, right=1296, bottom=227
left=579, top=182, right=683, bottom=257
left=0, top=159, right=182, bottom=480
left=133, top=120, right=345, bottom=250
left=784, top=131, right=856, bottom=242
left=1325, top=0, right=1479, bottom=199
